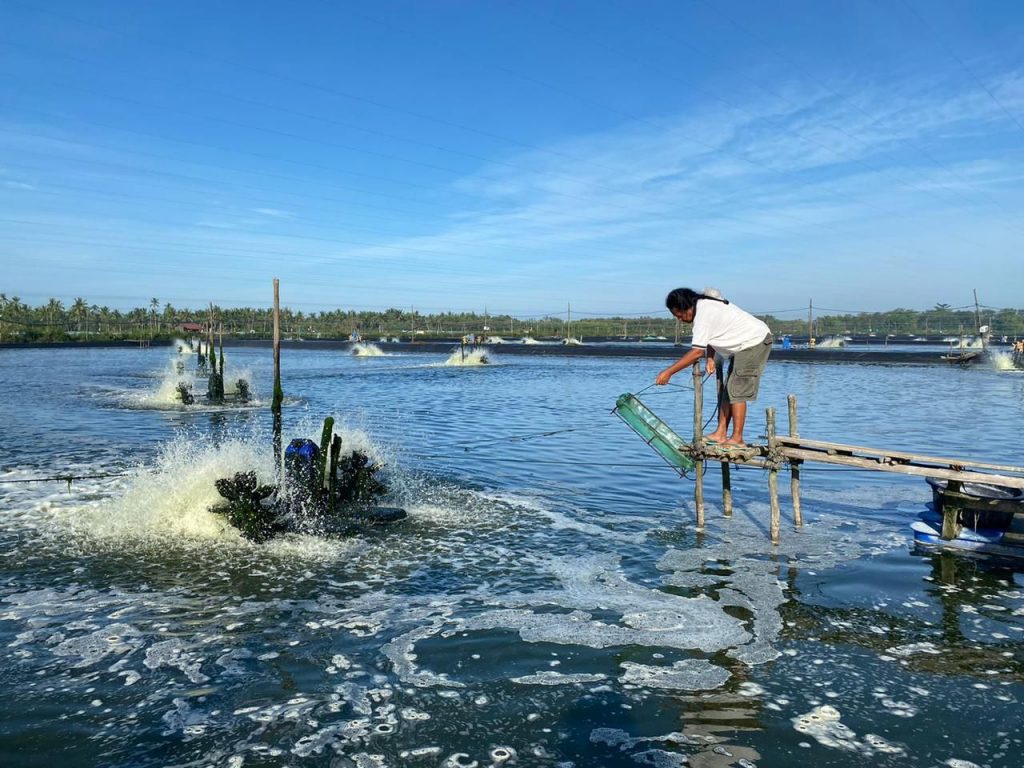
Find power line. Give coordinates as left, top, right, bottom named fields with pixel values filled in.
left=697, top=0, right=1024, bottom=224
left=897, top=0, right=1024, bottom=138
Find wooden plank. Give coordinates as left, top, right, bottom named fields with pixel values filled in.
left=780, top=447, right=1024, bottom=489
left=775, top=435, right=1024, bottom=475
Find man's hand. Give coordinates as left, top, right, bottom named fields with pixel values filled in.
left=705, top=357, right=716, bottom=375
left=655, top=369, right=674, bottom=386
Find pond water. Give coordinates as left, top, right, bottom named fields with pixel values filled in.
left=1, top=344, right=1023, bottom=768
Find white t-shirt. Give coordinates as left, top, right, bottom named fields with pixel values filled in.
left=690, top=299, right=770, bottom=356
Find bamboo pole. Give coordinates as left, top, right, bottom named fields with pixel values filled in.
left=778, top=447, right=1024, bottom=488
left=788, top=394, right=803, bottom=527
left=692, top=362, right=704, bottom=529
left=272, top=279, right=283, bottom=474
left=767, top=407, right=780, bottom=544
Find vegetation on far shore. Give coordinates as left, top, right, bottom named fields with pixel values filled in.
left=2, top=294, right=1022, bottom=343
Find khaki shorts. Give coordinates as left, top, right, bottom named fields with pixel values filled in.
left=724, top=334, right=772, bottom=403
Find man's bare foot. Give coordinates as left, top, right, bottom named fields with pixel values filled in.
left=705, top=431, right=727, bottom=443
left=723, top=437, right=746, bottom=447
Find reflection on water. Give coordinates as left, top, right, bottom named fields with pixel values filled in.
left=0, top=346, right=1022, bottom=766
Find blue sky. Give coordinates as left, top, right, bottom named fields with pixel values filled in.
left=1, top=0, right=1022, bottom=319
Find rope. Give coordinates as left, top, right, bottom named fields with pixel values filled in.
left=0, top=470, right=136, bottom=493
left=455, top=421, right=617, bottom=450
left=406, top=453, right=670, bottom=469
left=0, top=471, right=133, bottom=485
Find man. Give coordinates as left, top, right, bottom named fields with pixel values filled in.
left=655, top=288, right=772, bottom=447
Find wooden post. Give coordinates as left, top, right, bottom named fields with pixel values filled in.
left=272, top=279, right=283, bottom=475
left=787, top=394, right=803, bottom=527
left=767, top=407, right=780, bottom=544
left=941, top=480, right=963, bottom=540
left=721, top=461, right=733, bottom=517
left=692, top=362, right=704, bottom=529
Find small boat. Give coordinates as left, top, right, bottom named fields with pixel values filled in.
left=940, top=350, right=981, bottom=364
left=912, top=477, right=1024, bottom=557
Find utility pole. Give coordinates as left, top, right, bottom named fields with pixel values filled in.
left=974, top=289, right=987, bottom=351
left=808, top=299, right=815, bottom=347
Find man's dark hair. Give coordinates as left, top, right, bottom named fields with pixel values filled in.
left=665, top=288, right=728, bottom=313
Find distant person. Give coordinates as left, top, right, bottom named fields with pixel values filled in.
left=656, top=288, right=772, bottom=447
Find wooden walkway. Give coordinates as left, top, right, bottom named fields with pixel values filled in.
left=672, top=363, right=1024, bottom=544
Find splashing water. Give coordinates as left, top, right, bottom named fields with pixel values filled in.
left=351, top=343, right=386, bottom=356
left=60, top=435, right=275, bottom=542
left=990, top=352, right=1019, bottom=372
left=55, top=419, right=387, bottom=544
left=129, top=357, right=200, bottom=408
left=172, top=338, right=195, bottom=355
left=816, top=336, right=846, bottom=348
left=443, top=347, right=491, bottom=366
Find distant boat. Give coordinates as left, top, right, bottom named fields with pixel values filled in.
left=641, top=335, right=668, bottom=342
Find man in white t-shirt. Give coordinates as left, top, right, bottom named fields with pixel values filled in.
left=655, top=288, right=772, bottom=447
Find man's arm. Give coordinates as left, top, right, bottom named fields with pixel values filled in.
left=656, top=346, right=705, bottom=385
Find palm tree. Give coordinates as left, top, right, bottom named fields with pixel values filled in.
left=45, top=298, right=64, bottom=329
left=71, top=297, right=87, bottom=333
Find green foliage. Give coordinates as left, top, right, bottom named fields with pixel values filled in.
left=3, top=296, right=1023, bottom=342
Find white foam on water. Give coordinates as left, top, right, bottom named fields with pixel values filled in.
left=886, top=641, right=941, bottom=658
left=144, top=638, right=210, bottom=684
left=51, top=623, right=145, bottom=668
left=510, top=671, right=608, bottom=685
left=620, top=659, right=730, bottom=691
left=630, top=750, right=688, bottom=767
left=455, top=553, right=749, bottom=654
left=352, top=343, right=386, bottom=357
left=792, top=704, right=905, bottom=756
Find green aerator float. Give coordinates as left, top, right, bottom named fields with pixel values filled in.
left=614, top=393, right=695, bottom=475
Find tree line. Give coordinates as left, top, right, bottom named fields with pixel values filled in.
left=1, top=294, right=1022, bottom=343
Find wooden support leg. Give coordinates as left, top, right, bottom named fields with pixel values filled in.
left=722, top=461, right=732, bottom=517
left=941, top=480, right=963, bottom=541
left=695, top=459, right=705, bottom=529
left=787, top=394, right=803, bottom=527
left=767, top=407, right=780, bottom=544
left=790, top=462, right=802, bottom=527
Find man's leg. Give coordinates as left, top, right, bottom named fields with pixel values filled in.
left=708, top=370, right=730, bottom=442
left=727, top=401, right=747, bottom=445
